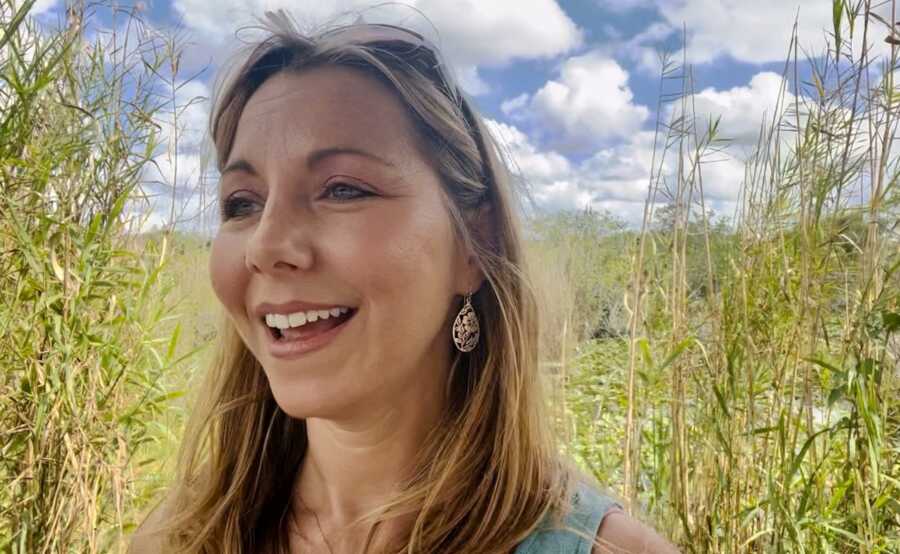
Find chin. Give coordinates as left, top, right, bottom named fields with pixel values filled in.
left=268, top=383, right=353, bottom=421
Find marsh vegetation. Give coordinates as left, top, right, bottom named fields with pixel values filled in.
left=1, top=1, right=897, bottom=551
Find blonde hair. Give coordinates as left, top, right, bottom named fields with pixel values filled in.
left=147, top=11, right=595, bottom=553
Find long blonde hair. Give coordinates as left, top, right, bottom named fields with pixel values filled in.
left=152, top=11, right=590, bottom=553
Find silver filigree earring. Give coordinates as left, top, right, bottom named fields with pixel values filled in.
left=452, top=293, right=480, bottom=352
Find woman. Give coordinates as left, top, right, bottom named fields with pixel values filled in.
left=131, top=11, right=678, bottom=554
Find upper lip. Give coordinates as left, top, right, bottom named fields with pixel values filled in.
left=254, top=300, right=355, bottom=318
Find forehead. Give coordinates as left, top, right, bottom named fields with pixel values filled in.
left=228, top=66, right=424, bottom=169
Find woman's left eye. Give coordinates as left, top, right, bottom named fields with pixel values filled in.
left=323, top=182, right=371, bottom=201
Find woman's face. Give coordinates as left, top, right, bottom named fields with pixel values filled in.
left=209, top=67, right=478, bottom=420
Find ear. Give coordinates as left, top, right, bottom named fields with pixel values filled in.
left=455, top=203, right=493, bottom=296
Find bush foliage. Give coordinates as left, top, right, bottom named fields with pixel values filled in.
left=1, top=1, right=898, bottom=552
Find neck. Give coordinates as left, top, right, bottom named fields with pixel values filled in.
left=294, top=368, right=448, bottom=529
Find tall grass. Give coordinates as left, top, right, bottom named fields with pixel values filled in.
left=538, top=2, right=899, bottom=551
left=0, top=2, right=197, bottom=551
left=2, top=1, right=898, bottom=552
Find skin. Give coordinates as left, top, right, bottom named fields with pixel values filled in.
left=128, top=65, right=679, bottom=554
left=594, top=512, right=681, bottom=553
left=208, top=67, right=482, bottom=552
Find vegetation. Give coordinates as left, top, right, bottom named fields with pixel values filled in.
left=1, top=1, right=898, bottom=552
left=0, top=2, right=193, bottom=551
left=536, top=3, right=900, bottom=550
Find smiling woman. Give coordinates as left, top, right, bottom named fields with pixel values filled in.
left=129, top=10, right=676, bottom=554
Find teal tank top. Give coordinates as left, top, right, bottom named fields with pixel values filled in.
left=513, top=483, right=623, bottom=554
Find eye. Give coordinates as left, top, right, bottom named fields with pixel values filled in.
left=323, top=181, right=371, bottom=201
left=221, top=195, right=258, bottom=220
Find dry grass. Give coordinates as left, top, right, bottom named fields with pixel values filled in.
left=537, top=3, right=899, bottom=551
left=0, top=2, right=199, bottom=551
left=1, top=1, right=898, bottom=552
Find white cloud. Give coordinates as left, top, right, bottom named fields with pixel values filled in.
left=485, top=119, right=744, bottom=222
left=413, top=0, right=582, bottom=66
left=144, top=152, right=205, bottom=192
left=658, top=0, right=832, bottom=64
left=171, top=0, right=583, bottom=94
left=487, top=119, right=572, bottom=182
left=500, top=93, right=529, bottom=118
left=493, top=108, right=747, bottom=216
left=486, top=118, right=595, bottom=213
left=618, top=0, right=893, bottom=66
left=579, top=131, right=661, bottom=203
left=15, top=0, right=58, bottom=16
left=142, top=77, right=215, bottom=232
left=689, top=71, right=790, bottom=150
left=138, top=150, right=217, bottom=232
left=578, top=129, right=742, bottom=207
left=503, top=51, right=650, bottom=152
left=155, top=79, right=211, bottom=151
left=33, top=0, right=56, bottom=14
left=595, top=0, right=655, bottom=12
left=532, top=180, right=595, bottom=212
left=700, top=156, right=746, bottom=205
left=680, top=70, right=862, bottom=179
left=618, top=21, right=676, bottom=77
left=455, top=65, right=490, bottom=96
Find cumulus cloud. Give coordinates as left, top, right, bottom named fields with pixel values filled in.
left=31, top=0, right=57, bottom=15
left=485, top=117, right=743, bottom=223
left=154, top=79, right=212, bottom=151
left=487, top=118, right=600, bottom=213
left=455, top=65, right=490, bottom=96
left=488, top=119, right=572, bottom=182
left=594, top=0, right=655, bottom=13
left=617, top=21, right=676, bottom=77
left=170, top=0, right=583, bottom=94
left=143, top=151, right=205, bottom=192
left=12, top=0, right=58, bottom=16
left=413, top=0, right=582, bottom=66
left=500, top=93, right=529, bottom=118
left=578, top=131, right=661, bottom=203
left=688, top=71, right=791, bottom=150
left=138, top=151, right=217, bottom=233
left=657, top=0, right=833, bottom=64
left=698, top=156, right=745, bottom=208
left=502, top=51, right=650, bottom=153
left=139, top=77, right=216, bottom=232
left=613, top=0, right=894, bottom=66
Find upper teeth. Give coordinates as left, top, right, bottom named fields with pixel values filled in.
left=265, top=307, right=351, bottom=329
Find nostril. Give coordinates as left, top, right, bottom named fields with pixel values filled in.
left=245, top=253, right=311, bottom=274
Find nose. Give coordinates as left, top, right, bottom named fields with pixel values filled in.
left=244, top=199, right=315, bottom=275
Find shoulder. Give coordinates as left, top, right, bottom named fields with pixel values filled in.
left=128, top=496, right=173, bottom=554
left=592, top=510, right=680, bottom=554
left=571, top=482, right=679, bottom=553
left=513, top=482, right=678, bottom=554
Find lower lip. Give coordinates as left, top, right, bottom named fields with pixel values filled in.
left=265, top=311, right=355, bottom=360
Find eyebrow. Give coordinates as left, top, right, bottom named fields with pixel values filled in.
left=221, top=146, right=395, bottom=176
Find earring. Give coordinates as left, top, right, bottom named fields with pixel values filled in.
left=452, top=293, right=480, bottom=352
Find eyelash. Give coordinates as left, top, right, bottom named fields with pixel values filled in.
left=221, top=182, right=371, bottom=220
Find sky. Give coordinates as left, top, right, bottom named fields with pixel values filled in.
left=26, top=0, right=890, bottom=231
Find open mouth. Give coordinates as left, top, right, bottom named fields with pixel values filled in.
left=264, top=308, right=357, bottom=342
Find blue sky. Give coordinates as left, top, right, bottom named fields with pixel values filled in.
left=28, top=0, right=890, bottom=229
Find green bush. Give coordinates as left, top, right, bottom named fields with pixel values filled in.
left=0, top=2, right=193, bottom=551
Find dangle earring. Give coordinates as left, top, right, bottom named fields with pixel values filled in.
left=452, top=292, right=480, bottom=352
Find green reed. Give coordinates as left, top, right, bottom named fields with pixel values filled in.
left=2, top=1, right=898, bottom=552
left=0, top=2, right=197, bottom=551
left=538, top=2, right=899, bottom=552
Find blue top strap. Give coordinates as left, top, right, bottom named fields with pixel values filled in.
left=514, top=483, right=623, bottom=554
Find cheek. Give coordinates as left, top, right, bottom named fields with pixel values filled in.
left=208, top=231, right=249, bottom=314
left=345, top=203, right=458, bottom=333
left=363, top=206, right=452, bottom=285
